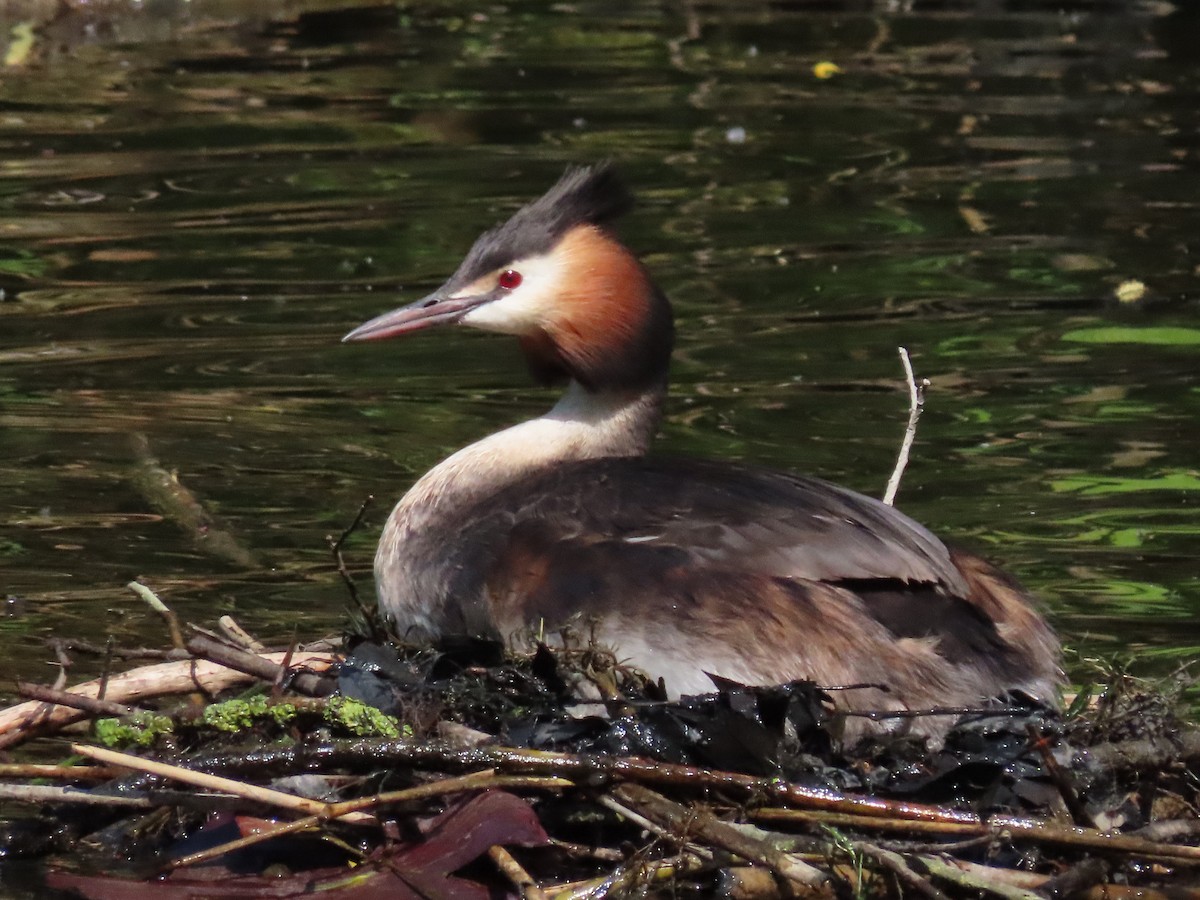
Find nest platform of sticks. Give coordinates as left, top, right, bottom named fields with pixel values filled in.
left=0, top=590, right=1198, bottom=900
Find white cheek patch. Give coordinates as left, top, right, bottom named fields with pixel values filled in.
left=460, top=252, right=565, bottom=335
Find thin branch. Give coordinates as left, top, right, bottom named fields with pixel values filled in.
left=883, top=346, right=929, bottom=506
left=1027, top=723, right=1096, bottom=828
left=612, top=783, right=828, bottom=888
left=850, top=840, right=949, bottom=900
left=0, top=763, right=117, bottom=780
left=70, top=743, right=378, bottom=824
left=918, top=856, right=1044, bottom=900
left=0, top=783, right=249, bottom=814
left=163, top=770, right=572, bottom=871
left=127, top=580, right=185, bottom=651
left=16, top=681, right=135, bottom=718
left=327, top=495, right=378, bottom=632
left=488, top=845, right=548, bottom=900
left=753, top=805, right=1200, bottom=865
left=217, top=616, right=266, bottom=653
left=0, top=784, right=158, bottom=809
left=185, top=635, right=335, bottom=698
left=48, top=638, right=178, bottom=661
left=599, top=794, right=713, bottom=860
left=547, top=852, right=709, bottom=900
left=49, top=639, right=71, bottom=691
left=98, top=636, right=115, bottom=702
left=1038, top=857, right=1110, bottom=900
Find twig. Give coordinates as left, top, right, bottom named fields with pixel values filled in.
left=0, top=784, right=158, bottom=809
left=273, top=640, right=299, bottom=698
left=1039, top=857, right=1109, bottom=900
left=849, top=840, right=948, bottom=900
left=186, top=635, right=335, bottom=697
left=919, top=856, right=1043, bottom=900
left=754, top=807, right=971, bottom=833
left=551, top=853, right=711, bottom=900
left=127, top=581, right=185, bottom=651
left=723, top=855, right=1043, bottom=900
left=217, top=616, right=266, bottom=653
left=847, top=703, right=1033, bottom=721
left=49, top=638, right=178, bottom=661
left=70, top=743, right=377, bottom=824
left=1027, top=723, right=1095, bottom=828
left=887, top=833, right=997, bottom=855
left=488, top=845, right=548, bottom=900
left=882, top=346, right=928, bottom=506
left=328, top=495, right=380, bottom=636
left=164, top=770, right=572, bottom=871
left=17, top=681, right=135, bottom=718
left=239, top=739, right=989, bottom=825
left=753, top=806, right=1200, bottom=865
left=48, top=639, right=71, bottom=691
left=546, top=837, right=626, bottom=863
left=612, top=783, right=828, bottom=888
left=98, top=636, right=115, bottom=701
left=0, top=763, right=117, bottom=780
left=599, top=795, right=713, bottom=859
left=320, top=772, right=571, bottom=821
left=0, top=783, right=250, bottom=814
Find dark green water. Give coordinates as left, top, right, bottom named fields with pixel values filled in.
left=1, top=0, right=1198, bottom=690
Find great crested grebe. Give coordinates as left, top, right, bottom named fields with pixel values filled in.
left=344, top=165, right=1061, bottom=740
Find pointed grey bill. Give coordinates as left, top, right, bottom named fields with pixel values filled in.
left=343, top=288, right=492, bottom=342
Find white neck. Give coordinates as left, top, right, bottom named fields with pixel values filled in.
left=374, top=380, right=664, bottom=632
left=399, top=380, right=661, bottom=520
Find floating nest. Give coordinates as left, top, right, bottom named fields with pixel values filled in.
left=0, top=596, right=1198, bottom=900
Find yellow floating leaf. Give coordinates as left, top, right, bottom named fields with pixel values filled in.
left=88, top=249, right=159, bottom=263
left=1114, top=279, right=1147, bottom=304
left=812, top=61, right=841, bottom=80
left=5, top=22, right=35, bottom=67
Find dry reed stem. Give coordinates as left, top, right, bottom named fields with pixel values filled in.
left=71, top=743, right=378, bottom=824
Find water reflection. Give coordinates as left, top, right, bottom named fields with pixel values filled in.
left=0, top=0, right=1197, bottom=691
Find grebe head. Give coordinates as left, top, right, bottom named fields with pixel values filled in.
left=343, top=164, right=674, bottom=392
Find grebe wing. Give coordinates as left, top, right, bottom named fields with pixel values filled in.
left=453, top=457, right=1024, bottom=668
left=473, top=456, right=969, bottom=592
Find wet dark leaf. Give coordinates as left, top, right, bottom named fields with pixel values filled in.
left=46, top=791, right=549, bottom=900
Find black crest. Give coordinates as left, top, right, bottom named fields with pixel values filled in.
left=450, top=164, right=634, bottom=287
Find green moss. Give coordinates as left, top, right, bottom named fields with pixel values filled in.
left=94, top=712, right=174, bottom=748
left=267, top=701, right=298, bottom=726
left=323, top=696, right=401, bottom=738
left=201, top=695, right=271, bottom=732
left=197, top=695, right=300, bottom=733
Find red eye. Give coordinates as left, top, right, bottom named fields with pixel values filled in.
left=498, top=269, right=523, bottom=291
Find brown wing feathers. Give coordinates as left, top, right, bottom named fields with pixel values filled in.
left=460, top=456, right=1047, bottom=694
